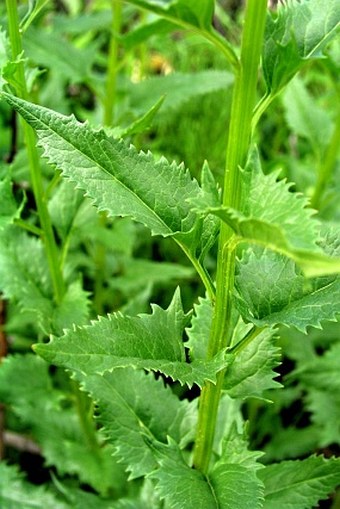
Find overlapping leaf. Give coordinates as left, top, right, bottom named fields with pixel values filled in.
left=195, top=149, right=340, bottom=277
left=74, top=368, right=196, bottom=479
left=263, top=0, right=340, bottom=94
left=148, top=429, right=264, bottom=509
left=186, top=297, right=281, bottom=399
left=259, top=455, right=340, bottom=509
left=0, top=172, right=23, bottom=230
left=34, top=290, right=226, bottom=387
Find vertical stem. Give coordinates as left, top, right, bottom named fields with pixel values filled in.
left=6, top=0, right=64, bottom=305
left=104, top=0, right=122, bottom=126
left=193, top=0, right=268, bottom=474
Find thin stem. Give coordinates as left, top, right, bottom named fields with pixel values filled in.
left=71, top=380, right=101, bottom=453
left=310, top=112, right=340, bottom=210
left=104, top=0, right=123, bottom=126
left=177, top=241, right=216, bottom=302
left=6, top=0, right=64, bottom=305
left=193, top=0, right=268, bottom=475
left=252, top=91, right=276, bottom=134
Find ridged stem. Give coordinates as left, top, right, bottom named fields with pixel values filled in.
left=193, top=0, right=268, bottom=474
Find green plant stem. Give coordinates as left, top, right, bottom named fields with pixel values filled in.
left=6, top=0, right=64, bottom=305
left=104, top=0, right=123, bottom=126
left=310, top=111, right=340, bottom=210
left=71, top=380, right=101, bottom=453
left=193, top=0, right=268, bottom=475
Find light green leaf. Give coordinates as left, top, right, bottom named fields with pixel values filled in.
left=48, top=179, right=84, bottom=241
left=52, top=280, right=90, bottom=332
left=259, top=455, right=340, bottom=509
left=34, top=290, right=225, bottom=387
left=282, top=76, right=333, bottom=151
left=186, top=295, right=212, bottom=360
left=235, top=248, right=340, bottom=332
left=127, top=70, right=234, bottom=115
left=122, top=18, right=176, bottom=50
left=263, top=0, right=340, bottom=94
left=1, top=93, right=200, bottom=241
left=75, top=368, right=196, bottom=480
left=24, top=26, right=96, bottom=83
left=306, top=389, right=340, bottom=446
left=0, top=463, right=68, bottom=509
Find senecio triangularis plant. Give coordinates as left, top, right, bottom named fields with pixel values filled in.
left=0, top=0, right=340, bottom=507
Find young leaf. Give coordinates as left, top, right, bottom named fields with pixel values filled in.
left=34, top=289, right=226, bottom=387
left=259, top=455, right=340, bottom=509
left=263, top=0, right=340, bottom=94
left=0, top=463, right=69, bottom=509
left=1, top=93, right=201, bottom=241
left=74, top=367, right=196, bottom=480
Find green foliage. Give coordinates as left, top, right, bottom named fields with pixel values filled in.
left=0, top=0, right=339, bottom=507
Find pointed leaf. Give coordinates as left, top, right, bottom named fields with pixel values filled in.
left=75, top=368, right=196, bottom=480
left=1, top=93, right=201, bottom=240
left=195, top=149, right=340, bottom=277
left=0, top=173, right=23, bottom=229
left=259, top=455, right=340, bottom=509
left=34, top=290, right=225, bottom=387
left=263, top=0, right=340, bottom=93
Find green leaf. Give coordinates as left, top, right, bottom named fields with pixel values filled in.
left=127, top=70, right=234, bottom=115
left=75, top=368, right=196, bottom=480
left=0, top=173, right=23, bottom=230
left=263, top=0, right=340, bottom=94
left=123, top=0, right=215, bottom=30
left=195, top=149, right=340, bottom=277
left=282, top=76, right=333, bottom=151
left=24, top=26, right=97, bottom=83
left=48, top=179, right=84, bottom=241
left=0, top=355, right=125, bottom=496
left=34, top=290, right=225, bottom=387
left=235, top=248, right=340, bottom=332
left=0, top=463, right=68, bottom=509
left=224, top=326, right=282, bottom=400
left=186, top=297, right=282, bottom=400
left=1, top=93, right=201, bottom=241
left=148, top=432, right=264, bottom=509
left=259, top=455, right=340, bottom=509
